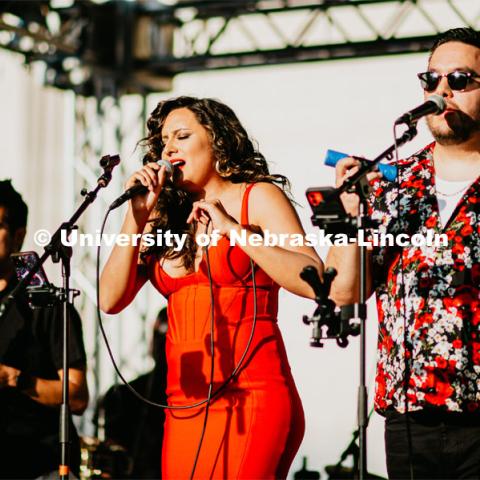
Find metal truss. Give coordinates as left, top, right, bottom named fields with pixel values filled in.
left=0, top=0, right=478, bottom=95
left=152, top=0, right=480, bottom=73
left=72, top=93, right=164, bottom=434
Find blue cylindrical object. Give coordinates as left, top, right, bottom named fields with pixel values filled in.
left=324, top=149, right=397, bottom=182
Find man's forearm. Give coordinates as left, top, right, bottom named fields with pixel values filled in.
left=326, top=244, right=373, bottom=305
left=19, top=368, right=89, bottom=414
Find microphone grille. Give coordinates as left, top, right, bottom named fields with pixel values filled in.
left=156, top=159, right=173, bottom=175
left=428, top=94, right=446, bottom=114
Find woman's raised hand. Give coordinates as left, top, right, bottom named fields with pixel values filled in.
left=126, top=162, right=169, bottom=220
left=187, top=199, right=238, bottom=237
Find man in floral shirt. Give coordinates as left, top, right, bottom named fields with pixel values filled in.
left=327, top=28, right=480, bottom=479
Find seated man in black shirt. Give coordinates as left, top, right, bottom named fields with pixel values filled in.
left=0, top=179, right=89, bottom=479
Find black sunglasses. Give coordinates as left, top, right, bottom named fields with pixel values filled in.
left=417, top=70, right=480, bottom=92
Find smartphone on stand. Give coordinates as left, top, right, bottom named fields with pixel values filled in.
left=10, top=251, right=55, bottom=307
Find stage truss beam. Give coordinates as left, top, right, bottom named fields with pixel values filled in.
left=147, top=0, right=480, bottom=74
left=0, top=0, right=477, bottom=95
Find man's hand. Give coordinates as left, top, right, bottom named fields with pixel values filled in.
left=335, top=157, right=382, bottom=216
left=0, top=363, right=20, bottom=388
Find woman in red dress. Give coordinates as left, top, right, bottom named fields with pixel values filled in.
left=100, top=97, right=322, bottom=479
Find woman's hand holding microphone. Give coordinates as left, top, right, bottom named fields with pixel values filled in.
left=126, top=161, right=170, bottom=223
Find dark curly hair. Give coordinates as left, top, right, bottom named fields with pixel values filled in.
left=0, top=179, right=28, bottom=232
left=430, top=27, right=480, bottom=58
left=140, top=96, right=290, bottom=271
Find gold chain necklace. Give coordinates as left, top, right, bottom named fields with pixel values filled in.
left=436, top=185, right=470, bottom=197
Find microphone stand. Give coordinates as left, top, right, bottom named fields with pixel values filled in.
left=333, top=123, right=417, bottom=480
left=0, top=154, right=119, bottom=480
left=304, top=123, right=418, bottom=480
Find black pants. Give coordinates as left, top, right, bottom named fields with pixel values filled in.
left=385, top=409, right=480, bottom=479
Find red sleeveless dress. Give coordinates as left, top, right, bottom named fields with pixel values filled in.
left=147, top=184, right=305, bottom=479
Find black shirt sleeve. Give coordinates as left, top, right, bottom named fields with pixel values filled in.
left=41, top=303, right=87, bottom=372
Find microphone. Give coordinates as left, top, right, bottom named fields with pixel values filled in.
left=394, top=94, right=446, bottom=125
left=324, top=149, right=397, bottom=182
left=109, top=160, right=177, bottom=210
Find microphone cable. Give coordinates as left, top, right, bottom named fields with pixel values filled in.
left=96, top=208, right=257, bottom=410
left=189, top=229, right=215, bottom=480
left=188, top=220, right=258, bottom=478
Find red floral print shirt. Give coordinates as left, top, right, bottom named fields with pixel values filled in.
left=370, top=143, right=480, bottom=414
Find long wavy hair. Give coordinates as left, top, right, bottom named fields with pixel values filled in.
left=141, top=96, right=290, bottom=271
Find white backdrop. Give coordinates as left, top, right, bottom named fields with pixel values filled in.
left=0, top=45, right=436, bottom=477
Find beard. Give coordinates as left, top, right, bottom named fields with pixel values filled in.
left=427, top=110, right=480, bottom=145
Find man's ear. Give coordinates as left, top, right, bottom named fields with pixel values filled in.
left=12, top=227, right=26, bottom=252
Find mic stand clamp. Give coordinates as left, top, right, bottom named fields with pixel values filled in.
left=25, top=285, right=80, bottom=309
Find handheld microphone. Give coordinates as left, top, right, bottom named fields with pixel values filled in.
left=394, top=94, right=446, bottom=125
left=324, top=149, right=397, bottom=182
left=109, top=160, right=177, bottom=210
